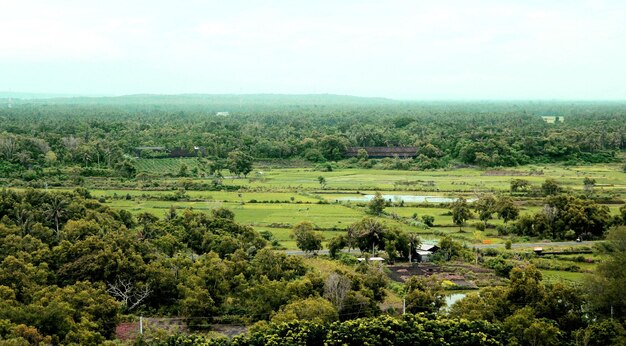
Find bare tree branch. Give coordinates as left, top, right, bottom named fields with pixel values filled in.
left=107, top=278, right=151, bottom=311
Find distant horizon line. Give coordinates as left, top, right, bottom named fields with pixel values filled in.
left=1, top=91, right=625, bottom=103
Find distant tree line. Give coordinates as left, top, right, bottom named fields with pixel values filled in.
left=0, top=101, right=624, bottom=179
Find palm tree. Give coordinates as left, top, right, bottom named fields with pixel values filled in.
left=408, top=233, right=421, bottom=263
left=14, top=204, right=32, bottom=236
left=46, top=195, right=68, bottom=238
left=352, top=217, right=386, bottom=254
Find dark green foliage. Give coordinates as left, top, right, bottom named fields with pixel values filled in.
left=512, top=193, right=611, bottom=239
left=484, top=256, right=514, bottom=277
left=404, top=276, right=445, bottom=314
left=504, top=240, right=512, bottom=250
left=510, top=179, right=530, bottom=193
left=450, top=265, right=587, bottom=344
left=586, top=226, right=626, bottom=319
left=576, top=320, right=626, bottom=346
left=212, top=207, right=235, bottom=220
left=496, top=196, right=519, bottom=223
left=327, top=235, right=347, bottom=259
left=541, top=179, right=561, bottom=196
left=436, top=236, right=470, bottom=261
left=1, top=101, right=624, bottom=181
left=0, top=189, right=331, bottom=343
left=158, top=314, right=506, bottom=346
left=318, top=135, right=349, bottom=162
left=227, top=150, right=253, bottom=177
left=451, top=197, right=472, bottom=230
left=421, top=215, right=434, bottom=227
left=348, top=217, right=410, bottom=258
left=367, top=192, right=385, bottom=215
left=474, top=195, right=497, bottom=224
left=292, top=221, right=323, bottom=254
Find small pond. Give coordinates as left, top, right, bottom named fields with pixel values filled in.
left=444, top=293, right=467, bottom=310
left=336, top=194, right=474, bottom=203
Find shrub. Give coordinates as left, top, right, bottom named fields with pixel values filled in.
left=497, top=225, right=509, bottom=236
left=421, top=215, right=435, bottom=227
left=484, top=256, right=514, bottom=277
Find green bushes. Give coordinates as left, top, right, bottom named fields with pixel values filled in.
left=531, top=258, right=582, bottom=272
left=484, top=256, right=515, bottom=277
left=156, top=314, right=506, bottom=346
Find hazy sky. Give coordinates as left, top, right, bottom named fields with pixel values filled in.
left=1, top=0, right=625, bottom=100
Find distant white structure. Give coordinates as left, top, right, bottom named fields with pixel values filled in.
left=357, top=257, right=385, bottom=262
left=216, top=111, right=229, bottom=116
left=7, top=98, right=12, bottom=108
left=414, top=244, right=440, bottom=262
left=541, top=116, right=564, bottom=124
left=416, top=250, right=432, bottom=262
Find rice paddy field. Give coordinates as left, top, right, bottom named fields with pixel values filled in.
left=59, top=159, right=624, bottom=249
left=134, top=158, right=626, bottom=193
left=23, top=159, right=626, bottom=250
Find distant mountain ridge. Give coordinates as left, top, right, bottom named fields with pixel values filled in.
left=3, top=93, right=399, bottom=106
left=0, top=92, right=100, bottom=99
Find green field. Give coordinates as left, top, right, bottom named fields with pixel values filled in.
left=134, top=158, right=626, bottom=194
left=90, top=162, right=626, bottom=249
left=539, top=270, right=589, bottom=284
left=27, top=161, right=626, bottom=252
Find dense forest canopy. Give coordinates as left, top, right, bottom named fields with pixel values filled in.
left=0, top=96, right=624, bottom=177
left=1, top=188, right=624, bottom=344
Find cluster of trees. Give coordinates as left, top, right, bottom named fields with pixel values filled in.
left=510, top=178, right=572, bottom=197
left=160, top=314, right=507, bottom=345
left=325, top=217, right=423, bottom=263
left=450, top=264, right=626, bottom=345
left=1, top=187, right=624, bottom=344
left=510, top=194, right=621, bottom=240
left=1, top=99, right=625, bottom=180
left=448, top=182, right=623, bottom=241
left=156, top=254, right=626, bottom=345
left=0, top=189, right=397, bottom=344
left=448, top=196, right=519, bottom=230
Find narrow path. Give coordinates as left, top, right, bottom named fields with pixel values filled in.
left=475, top=240, right=597, bottom=249
left=284, top=241, right=599, bottom=255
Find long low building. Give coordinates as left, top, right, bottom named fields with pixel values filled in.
left=344, top=147, right=418, bottom=158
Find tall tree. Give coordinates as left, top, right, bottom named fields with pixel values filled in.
left=292, top=221, right=323, bottom=254
left=586, top=226, right=626, bottom=319
left=368, top=192, right=386, bottom=215
left=474, top=195, right=497, bottom=226
left=351, top=217, right=387, bottom=253
left=46, top=195, right=68, bottom=238
left=497, top=196, right=520, bottom=224
left=451, top=197, right=472, bottom=230
left=227, top=150, right=253, bottom=177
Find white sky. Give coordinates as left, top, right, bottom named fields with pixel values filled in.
left=1, top=0, right=625, bottom=99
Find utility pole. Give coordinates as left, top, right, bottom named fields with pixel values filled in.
left=408, top=245, right=412, bottom=264
left=140, top=316, right=143, bottom=335
left=403, top=298, right=406, bottom=315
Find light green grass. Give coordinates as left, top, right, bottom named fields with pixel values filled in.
left=540, top=270, right=589, bottom=284
left=91, top=189, right=319, bottom=203
left=135, top=158, right=204, bottom=175
left=10, top=162, right=626, bottom=252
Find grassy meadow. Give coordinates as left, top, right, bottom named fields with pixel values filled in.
left=66, top=159, right=625, bottom=251
left=23, top=158, right=625, bottom=251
